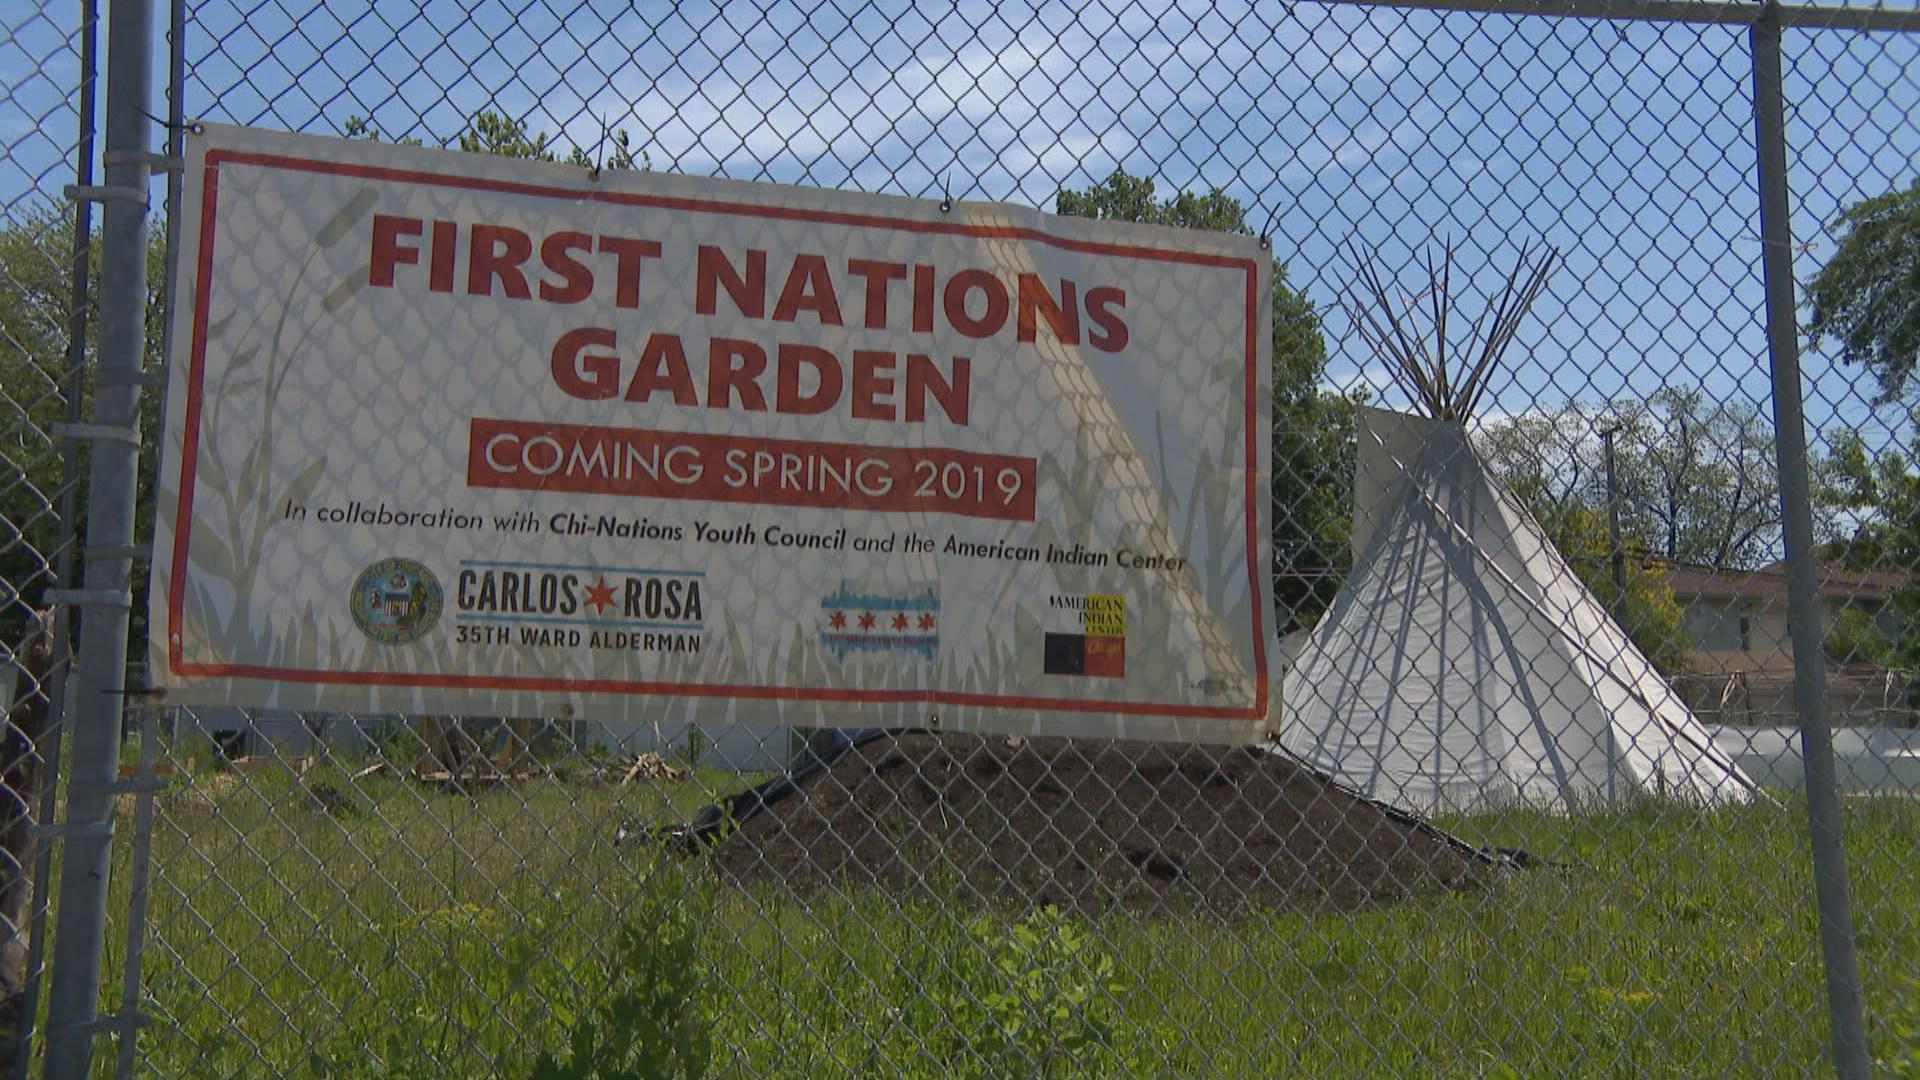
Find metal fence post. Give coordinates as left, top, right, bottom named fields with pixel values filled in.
left=1749, top=6, right=1872, bottom=1078
left=42, top=0, right=156, bottom=1072
left=9, top=2, right=101, bottom=1074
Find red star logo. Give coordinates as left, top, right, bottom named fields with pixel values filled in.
left=828, top=610, right=847, bottom=629
left=891, top=612, right=909, bottom=631
left=918, top=612, right=936, bottom=631
left=584, top=576, right=617, bottom=615
left=857, top=611, right=877, bottom=630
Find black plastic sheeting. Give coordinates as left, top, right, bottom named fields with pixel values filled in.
left=652, top=728, right=895, bottom=852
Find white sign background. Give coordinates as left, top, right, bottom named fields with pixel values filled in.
left=151, top=123, right=1274, bottom=743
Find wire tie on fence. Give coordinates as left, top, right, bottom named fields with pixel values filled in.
left=94, top=367, right=166, bottom=388
left=82, top=543, right=151, bottom=563
left=92, top=1012, right=150, bottom=1034
left=62, top=184, right=146, bottom=208
left=47, top=1010, right=148, bottom=1035
left=104, top=686, right=167, bottom=700
left=49, top=422, right=140, bottom=447
left=590, top=112, right=612, bottom=180
left=138, top=106, right=199, bottom=135
left=44, top=588, right=131, bottom=611
left=103, top=148, right=182, bottom=173
left=939, top=172, right=952, bottom=214
left=30, top=821, right=113, bottom=842
left=68, top=775, right=167, bottom=796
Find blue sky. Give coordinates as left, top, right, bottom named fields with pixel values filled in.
left=4, top=0, right=1916, bottom=455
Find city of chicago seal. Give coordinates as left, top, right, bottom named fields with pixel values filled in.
left=349, top=558, right=443, bottom=644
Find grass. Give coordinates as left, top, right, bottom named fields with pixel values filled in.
left=80, top=747, right=1920, bottom=1079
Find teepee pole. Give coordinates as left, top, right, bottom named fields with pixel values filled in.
left=1344, top=237, right=1560, bottom=421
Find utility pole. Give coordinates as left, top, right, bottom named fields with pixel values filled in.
left=1601, top=423, right=1628, bottom=623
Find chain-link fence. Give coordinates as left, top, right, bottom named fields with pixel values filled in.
left=0, top=2, right=96, bottom=1076
left=0, top=0, right=1917, bottom=1076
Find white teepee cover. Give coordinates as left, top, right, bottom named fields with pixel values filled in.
left=1278, top=407, right=1753, bottom=814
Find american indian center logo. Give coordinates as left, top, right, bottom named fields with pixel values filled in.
left=349, top=558, right=444, bottom=644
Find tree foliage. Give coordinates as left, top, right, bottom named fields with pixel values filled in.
left=346, top=111, right=646, bottom=171
left=1820, top=409, right=1919, bottom=669
left=1459, top=412, right=1701, bottom=677
left=1475, top=391, right=1809, bottom=674
left=1477, top=388, right=1823, bottom=572
left=1056, top=171, right=1357, bottom=631
left=1530, top=503, right=1697, bottom=676
left=1807, top=178, right=1920, bottom=405
left=1481, top=429, right=1693, bottom=672
left=0, top=204, right=165, bottom=646
left=1825, top=606, right=1898, bottom=669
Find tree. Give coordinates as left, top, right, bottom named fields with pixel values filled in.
left=1820, top=409, right=1919, bottom=669
left=2, top=206, right=88, bottom=643
left=346, top=111, right=646, bottom=171
left=1825, top=607, right=1897, bottom=669
left=1807, top=178, right=1920, bottom=405
left=1055, top=171, right=1357, bottom=632
left=1613, top=389, right=1786, bottom=571
left=1478, top=388, right=1814, bottom=572
left=1537, top=503, right=1697, bottom=676
left=1475, top=413, right=1697, bottom=673
left=0, top=204, right=166, bottom=649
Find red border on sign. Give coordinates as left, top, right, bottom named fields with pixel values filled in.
left=167, top=146, right=1268, bottom=720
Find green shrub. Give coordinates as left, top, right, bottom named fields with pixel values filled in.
left=529, top=867, right=714, bottom=1080
left=882, top=907, right=1156, bottom=1079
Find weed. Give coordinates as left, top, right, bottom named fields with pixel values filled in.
left=530, top=866, right=715, bottom=1080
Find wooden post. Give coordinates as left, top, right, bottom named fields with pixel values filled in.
left=492, top=717, right=533, bottom=776
left=412, top=715, right=455, bottom=779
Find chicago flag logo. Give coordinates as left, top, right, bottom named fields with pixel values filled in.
left=820, top=582, right=938, bottom=660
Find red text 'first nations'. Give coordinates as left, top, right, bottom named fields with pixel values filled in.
left=366, top=215, right=1135, bottom=427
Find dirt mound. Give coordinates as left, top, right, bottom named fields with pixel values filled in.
left=708, top=732, right=1491, bottom=915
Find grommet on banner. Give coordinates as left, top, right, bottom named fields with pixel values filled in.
left=139, top=109, right=204, bottom=138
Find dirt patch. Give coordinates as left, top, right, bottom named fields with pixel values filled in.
left=708, top=732, right=1491, bottom=915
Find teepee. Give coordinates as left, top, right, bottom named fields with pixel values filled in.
left=1276, top=241, right=1754, bottom=814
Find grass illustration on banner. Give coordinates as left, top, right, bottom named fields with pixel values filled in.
left=819, top=582, right=939, bottom=661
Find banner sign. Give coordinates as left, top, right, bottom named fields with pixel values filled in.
left=152, top=123, right=1274, bottom=743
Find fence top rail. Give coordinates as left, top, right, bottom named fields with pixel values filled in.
left=1337, top=0, right=1920, bottom=32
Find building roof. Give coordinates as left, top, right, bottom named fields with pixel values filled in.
left=1664, top=561, right=1908, bottom=603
